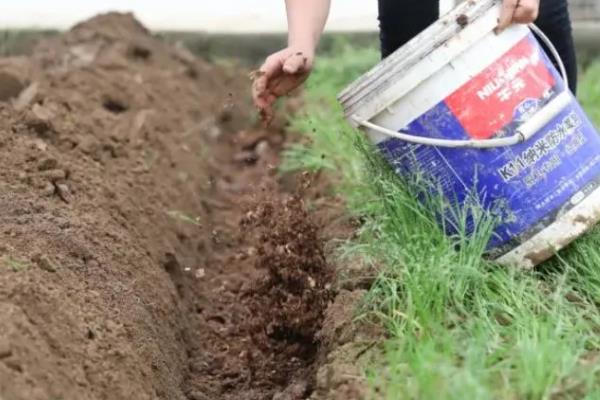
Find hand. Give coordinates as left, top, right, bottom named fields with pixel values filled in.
left=496, top=0, right=540, bottom=33
left=252, top=47, right=314, bottom=124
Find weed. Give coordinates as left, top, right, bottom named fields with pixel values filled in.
left=0, top=29, right=59, bottom=57
left=580, top=62, right=600, bottom=128
left=165, top=210, right=201, bottom=226
left=3, top=256, right=30, bottom=272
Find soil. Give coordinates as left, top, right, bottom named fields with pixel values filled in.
left=0, top=12, right=375, bottom=400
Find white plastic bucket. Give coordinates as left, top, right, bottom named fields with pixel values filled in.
left=338, top=0, right=600, bottom=268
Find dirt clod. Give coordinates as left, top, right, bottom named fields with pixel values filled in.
left=32, top=254, right=56, bottom=272
left=456, top=14, right=469, bottom=28
left=0, top=71, right=25, bottom=102
left=37, top=157, right=58, bottom=171
left=13, top=82, right=39, bottom=111
left=233, top=150, right=259, bottom=164
left=255, top=140, right=270, bottom=157
left=272, top=381, right=309, bottom=400
left=55, top=183, right=72, bottom=202
left=102, top=97, right=128, bottom=113
left=0, top=341, right=12, bottom=359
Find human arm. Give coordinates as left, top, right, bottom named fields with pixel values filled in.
left=252, top=0, right=331, bottom=123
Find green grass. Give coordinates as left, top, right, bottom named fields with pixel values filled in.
left=165, top=210, right=201, bottom=226
left=2, top=256, right=30, bottom=272
left=283, top=41, right=600, bottom=399
left=161, top=31, right=377, bottom=66
left=580, top=62, right=600, bottom=127
left=0, top=29, right=59, bottom=57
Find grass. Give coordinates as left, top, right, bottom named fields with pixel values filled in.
left=283, top=39, right=600, bottom=399
left=165, top=210, right=201, bottom=226
left=580, top=62, right=600, bottom=127
left=2, top=256, right=30, bottom=272
left=0, top=29, right=58, bottom=57
left=161, top=31, right=377, bottom=66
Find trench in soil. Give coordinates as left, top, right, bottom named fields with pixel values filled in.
left=171, top=119, right=337, bottom=400
left=0, top=12, right=357, bottom=400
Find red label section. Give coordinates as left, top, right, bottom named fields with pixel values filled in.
left=445, top=37, right=555, bottom=139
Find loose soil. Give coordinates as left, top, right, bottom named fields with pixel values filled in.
left=0, top=13, right=373, bottom=400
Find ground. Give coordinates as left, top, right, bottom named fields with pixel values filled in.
left=0, top=13, right=372, bottom=400
left=5, top=10, right=596, bottom=400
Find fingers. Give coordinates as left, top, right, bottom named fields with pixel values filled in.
left=253, top=80, right=276, bottom=125
left=252, top=73, right=266, bottom=96
left=252, top=86, right=271, bottom=110
left=269, top=72, right=309, bottom=97
left=251, top=73, right=266, bottom=104
left=261, top=54, right=285, bottom=80
left=254, top=71, right=308, bottom=122
left=253, top=55, right=282, bottom=96
left=513, top=0, right=539, bottom=23
left=252, top=74, right=270, bottom=117
left=496, top=0, right=518, bottom=33
left=258, top=93, right=277, bottom=125
left=282, top=52, right=308, bottom=74
left=251, top=48, right=313, bottom=124
left=496, top=0, right=540, bottom=33
left=251, top=54, right=283, bottom=117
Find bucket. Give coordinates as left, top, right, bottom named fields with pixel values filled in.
left=338, top=0, right=600, bottom=268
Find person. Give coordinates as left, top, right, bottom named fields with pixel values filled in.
left=252, top=0, right=578, bottom=122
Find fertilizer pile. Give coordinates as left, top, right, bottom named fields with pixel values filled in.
left=0, top=13, right=369, bottom=400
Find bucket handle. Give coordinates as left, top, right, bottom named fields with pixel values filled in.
left=351, top=24, right=571, bottom=149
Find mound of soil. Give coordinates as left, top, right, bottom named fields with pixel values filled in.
left=0, top=12, right=371, bottom=400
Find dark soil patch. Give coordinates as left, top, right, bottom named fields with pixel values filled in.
left=241, top=192, right=335, bottom=397
left=0, top=11, right=366, bottom=400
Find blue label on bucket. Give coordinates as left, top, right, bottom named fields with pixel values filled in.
left=377, top=34, right=600, bottom=255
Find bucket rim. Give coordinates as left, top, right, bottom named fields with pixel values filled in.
left=337, top=0, right=501, bottom=124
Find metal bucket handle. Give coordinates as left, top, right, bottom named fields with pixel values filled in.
left=351, top=24, right=572, bottom=149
